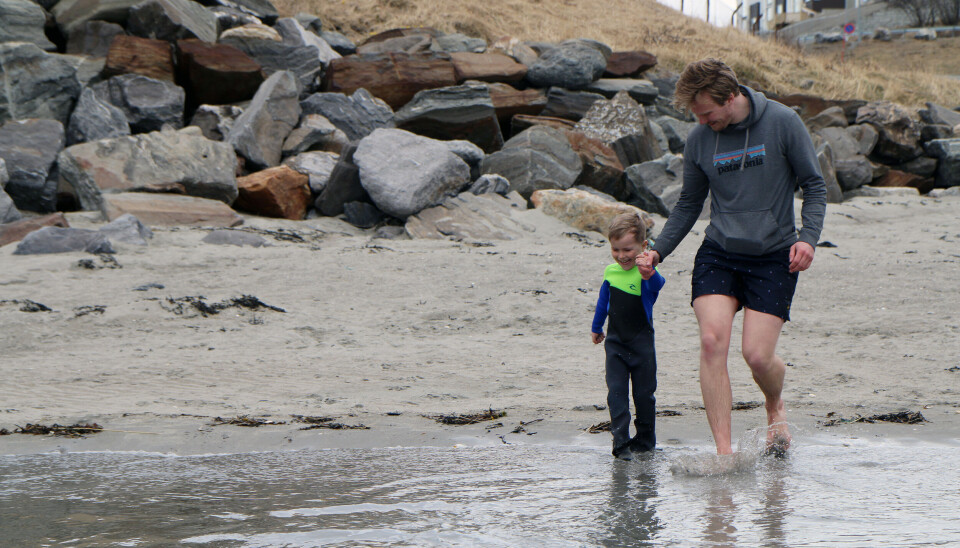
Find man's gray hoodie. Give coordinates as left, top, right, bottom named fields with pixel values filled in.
left=651, top=85, right=826, bottom=260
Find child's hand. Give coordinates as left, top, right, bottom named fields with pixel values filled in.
left=636, top=255, right=654, bottom=280
left=591, top=332, right=605, bottom=344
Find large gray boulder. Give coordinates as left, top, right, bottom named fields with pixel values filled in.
left=13, top=226, right=115, bottom=255
left=856, top=101, right=922, bottom=163
left=0, top=43, right=82, bottom=126
left=127, top=0, right=219, bottom=43
left=283, top=150, right=339, bottom=195
left=924, top=138, right=960, bottom=188
left=920, top=102, right=960, bottom=128
left=0, top=118, right=65, bottom=213
left=219, top=33, right=323, bottom=93
left=584, top=78, right=659, bottom=105
left=394, top=84, right=503, bottom=153
left=354, top=128, right=472, bottom=219
left=99, top=213, right=153, bottom=245
left=300, top=88, right=395, bottom=142
left=274, top=17, right=341, bottom=67
left=213, top=0, right=278, bottom=25
left=314, top=141, right=365, bottom=216
left=525, top=39, right=609, bottom=89
left=623, top=154, right=685, bottom=217
left=93, top=74, right=185, bottom=133
left=816, top=126, right=872, bottom=190
left=281, top=114, right=347, bottom=157
left=0, top=158, right=21, bottom=223
left=67, top=87, right=131, bottom=145
left=655, top=116, right=695, bottom=154
left=66, top=20, right=126, bottom=57
left=574, top=90, right=662, bottom=167
left=189, top=104, right=244, bottom=141
left=51, top=0, right=143, bottom=35
left=539, top=88, right=605, bottom=121
left=58, top=126, right=238, bottom=210
left=226, top=70, right=301, bottom=170
left=0, top=0, right=56, bottom=50
left=480, top=125, right=582, bottom=198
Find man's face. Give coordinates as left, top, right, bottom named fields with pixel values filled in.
left=690, top=91, right=736, bottom=132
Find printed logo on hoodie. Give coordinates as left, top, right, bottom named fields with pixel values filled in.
left=714, top=144, right=766, bottom=175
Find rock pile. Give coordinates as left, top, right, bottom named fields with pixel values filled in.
left=1, top=0, right=958, bottom=252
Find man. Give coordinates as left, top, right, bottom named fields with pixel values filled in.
left=638, top=58, right=826, bottom=455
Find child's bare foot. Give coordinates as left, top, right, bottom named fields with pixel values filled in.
left=765, top=400, right=791, bottom=458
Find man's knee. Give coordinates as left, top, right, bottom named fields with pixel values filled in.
left=699, top=328, right=729, bottom=358
left=742, top=345, right=777, bottom=374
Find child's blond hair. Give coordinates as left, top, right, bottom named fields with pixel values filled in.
left=607, top=212, right=647, bottom=244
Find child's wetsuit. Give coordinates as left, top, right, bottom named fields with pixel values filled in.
left=592, top=264, right=665, bottom=455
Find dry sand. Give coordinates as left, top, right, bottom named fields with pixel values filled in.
left=2, top=194, right=959, bottom=455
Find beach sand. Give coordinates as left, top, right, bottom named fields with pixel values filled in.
left=2, top=194, right=958, bottom=455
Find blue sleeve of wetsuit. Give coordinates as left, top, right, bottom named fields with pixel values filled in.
left=592, top=280, right=610, bottom=334
left=641, top=270, right=666, bottom=325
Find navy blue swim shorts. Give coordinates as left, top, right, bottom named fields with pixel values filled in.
left=690, top=239, right=799, bottom=322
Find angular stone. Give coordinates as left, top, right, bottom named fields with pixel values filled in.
left=94, top=73, right=185, bottom=133
left=51, top=0, right=143, bottom=35
left=489, top=36, right=539, bottom=66
left=485, top=83, right=547, bottom=135
left=67, top=87, right=131, bottom=146
left=525, top=39, right=608, bottom=89
left=220, top=22, right=281, bottom=42
left=127, top=0, right=219, bottom=43
left=322, top=52, right=457, bottom=110
left=405, top=191, right=534, bottom=240
left=283, top=150, right=339, bottom=194
left=0, top=43, right=81, bottom=126
left=816, top=142, right=844, bottom=203
left=843, top=185, right=920, bottom=198
left=834, top=156, right=873, bottom=191
left=99, top=213, right=153, bottom=245
left=0, top=212, right=68, bottom=247
left=566, top=131, right=625, bottom=200
left=449, top=52, right=527, bottom=84
left=342, top=201, right=385, bottom=228
left=480, top=125, right=582, bottom=199
left=282, top=114, right=347, bottom=157
left=924, top=138, right=960, bottom=188
left=430, top=33, right=487, bottom=54
left=13, top=225, right=115, bottom=255
left=1, top=185, right=21, bottom=224
left=655, top=116, right=695, bottom=154
left=0, top=118, right=65, bottom=213
left=58, top=126, right=238, bottom=210
left=354, top=128, right=472, bottom=219
left=209, top=7, right=263, bottom=32
left=176, top=39, right=264, bottom=107
left=300, top=88, right=395, bottom=142
left=101, top=192, right=243, bottom=226
left=103, top=35, right=175, bottom=82
left=468, top=174, right=510, bottom=196
left=604, top=50, right=657, bottom=77
left=529, top=187, right=653, bottom=235
left=314, top=141, right=366, bottom=217
left=235, top=165, right=310, bottom=220
left=189, top=104, right=244, bottom=141
left=219, top=31, right=323, bottom=93
left=846, top=123, right=879, bottom=156
left=66, top=20, right=126, bottom=57
left=274, top=17, right=341, bottom=67
left=920, top=102, right=960, bottom=127
left=357, top=31, right=434, bottom=55
left=778, top=94, right=866, bottom=124
left=320, top=30, right=356, bottom=56
left=584, top=79, right=659, bottom=105
left=806, top=106, right=848, bottom=132
left=226, top=70, right=301, bottom=170
left=540, top=88, right=606, bottom=121
left=0, top=0, right=56, bottom=50
left=575, top=91, right=662, bottom=167
left=856, top=101, right=923, bottom=162
left=216, top=0, right=277, bottom=25
left=510, top=114, right=577, bottom=136
left=394, top=84, right=503, bottom=153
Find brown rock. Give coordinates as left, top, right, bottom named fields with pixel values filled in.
left=530, top=188, right=653, bottom=235
left=566, top=131, right=625, bottom=198
left=450, top=52, right=527, bottom=84
left=103, top=35, right=175, bottom=82
left=359, top=27, right=442, bottom=47
left=486, top=83, right=546, bottom=134
left=777, top=94, right=866, bottom=124
left=0, top=213, right=69, bottom=248
left=322, top=52, right=457, bottom=110
left=101, top=193, right=243, bottom=227
left=235, top=166, right=310, bottom=220
left=604, top=51, right=657, bottom=78
left=510, top=114, right=576, bottom=136
left=873, top=169, right=932, bottom=193
left=176, top=39, right=264, bottom=107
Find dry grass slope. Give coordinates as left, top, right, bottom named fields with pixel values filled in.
left=275, top=0, right=960, bottom=108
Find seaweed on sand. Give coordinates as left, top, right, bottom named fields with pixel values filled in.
left=291, top=415, right=370, bottom=430
left=424, top=408, right=507, bottom=425
left=821, top=410, right=928, bottom=426
left=162, top=295, right=286, bottom=317
left=211, top=416, right=286, bottom=427
left=13, top=423, right=103, bottom=437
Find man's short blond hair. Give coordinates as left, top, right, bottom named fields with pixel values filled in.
left=673, top=58, right=741, bottom=112
left=607, top=212, right=647, bottom=243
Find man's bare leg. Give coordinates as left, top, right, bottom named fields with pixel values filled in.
left=693, top=295, right=739, bottom=455
left=741, top=308, right=791, bottom=450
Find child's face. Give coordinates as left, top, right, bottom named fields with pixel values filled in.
left=609, top=232, right=646, bottom=271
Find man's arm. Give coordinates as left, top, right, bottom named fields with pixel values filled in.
left=785, top=113, right=827, bottom=251
left=649, top=145, right=710, bottom=262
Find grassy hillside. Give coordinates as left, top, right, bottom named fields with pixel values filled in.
left=274, top=0, right=960, bottom=109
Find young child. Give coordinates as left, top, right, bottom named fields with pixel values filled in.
left=591, top=212, right=665, bottom=460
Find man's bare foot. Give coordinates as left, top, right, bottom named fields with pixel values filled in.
left=766, top=400, right=791, bottom=457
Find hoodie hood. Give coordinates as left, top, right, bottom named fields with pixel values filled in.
left=725, top=85, right=768, bottom=133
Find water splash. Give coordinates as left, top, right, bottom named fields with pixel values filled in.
left=669, top=423, right=794, bottom=477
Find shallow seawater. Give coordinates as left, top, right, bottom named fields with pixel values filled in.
left=2, top=434, right=959, bottom=547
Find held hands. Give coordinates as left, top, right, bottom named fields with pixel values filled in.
left=788, top=241, right=815, bottom=273
left=636, top=250, right=660, bottom=280
left=591, top=331, right=605, bottom=344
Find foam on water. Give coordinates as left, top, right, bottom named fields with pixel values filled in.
left=669, top=423, right=788, bottom=477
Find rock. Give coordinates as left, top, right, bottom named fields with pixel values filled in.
left=442, top=139, right=485, bottom=171
left=843, top=185, right=920, bottom=198
left=208, top=6, right=263, bottom=32
left=220, top=22, right=281, bottom=42
left=816, top=142, right=844, bottom=203
left=93, top=73, right=185, bottom=133
left=235, top=165, right=311, bottom=220
left=342, top=201, right=385, bottom=228
left=0, top=0, right=56, bottom=50
left=529, top=187, right=653, bottom=235
left=127, top=0, right=219, bottom=43
left=872, top=169, right=929, bottom=192
left=540, top=88, right=605, bottom=121
left=623, top=155, right=683, bottom=216
left=846, top=123, right=879, bottom=156
left=525, top=39, right=609, bottom=89
left=98, top=213, right=153, bottom=245
left=319, top=30, right=356, bottom=56
left=175, top=39, right=265, bottom=108
left=0, top=43, right=82, bottom=126
left=449, top=52, right=527, bottom=84
left=914, top=28, right=937, bottom=40
left=604, top=51, right=657, bottom=77
left=189, top=104, right=244, bottom=141
left=51, top=0, right=143, bottom=35
left=566, top=131, right=625, bottom=200
left=778, top=94, right=866, bottom=124
left=574, top=91, right=662, bottom=167
left=928, top=186, right=960, bottom=197
left=215, top=0, right=277, bottom=25
left=924, top=138, right=960, bottom=188
left=0, top=118, right=65, bottom=213
left=405, top=191, right=533, bottom=240
left=322, top=52, right=458, bottom=110
left=394, top=84, right=503, bottom=153
left=485, top=83, right=547, bottom=135
left=300, top=88, right=395, bottom=142
left=806, top=106, right=848, bottom=132
left=655, top=116, right=695, bottom=154
left=58, top=126, right=238, bottom=210
left=314, top=141, right=366, bottom=216
left=510, top=114, right=577, bottom=136
left=220, top=30, right=323, bottom=93
left=0, top=212, right=68, bottom=247
left=430, top=32, right=487, bottom=53
left=283, top=150, right=339, bottom=194
left=920, top=102, right=960, bottom=127
left=489, top=36, right=538, bottom=66
left=0, top=185, right=21, bottom=224
left=103, top=35, right=176, bottom=82
left=468, top=174, right=510, bottom=196
left=202, top=228, right=267, bottom=246
left=584, top=79, right=659, bottom=105
left=67, top=87, right=131, bottom=146
left=357, top=27, right=439, bottom=54
left=13, top=226, right=115, bottom=255
left=481, top=125, right=582, bottom=198
left=226, top=70, right=301, bottom=170
left=354, top=128, right=472, bottom=218
left=856, top=101, right=923, bottom=163
left=895, top=155, right=938, bottom=178
left=282, top=114, right=348, bottom=156
left=66, top=21, right=126, bottom=57
left=874, top=27, right=892, bottom=41
left=100, top=192, right=243, bottom=226
left=834, top=156, right=873, bottom=191
left=274, top=17, right=341, bottom=67
left=921, top=124, right=954, bottom=142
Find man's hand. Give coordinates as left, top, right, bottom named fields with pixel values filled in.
left=637, top=250, right=660, bottom=276
left=789, top=241, right=815, bottom=273
left=591, top=332, right=605, bottom=344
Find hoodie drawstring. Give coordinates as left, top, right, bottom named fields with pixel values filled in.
left=714, top=128, right=751, bottom=172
